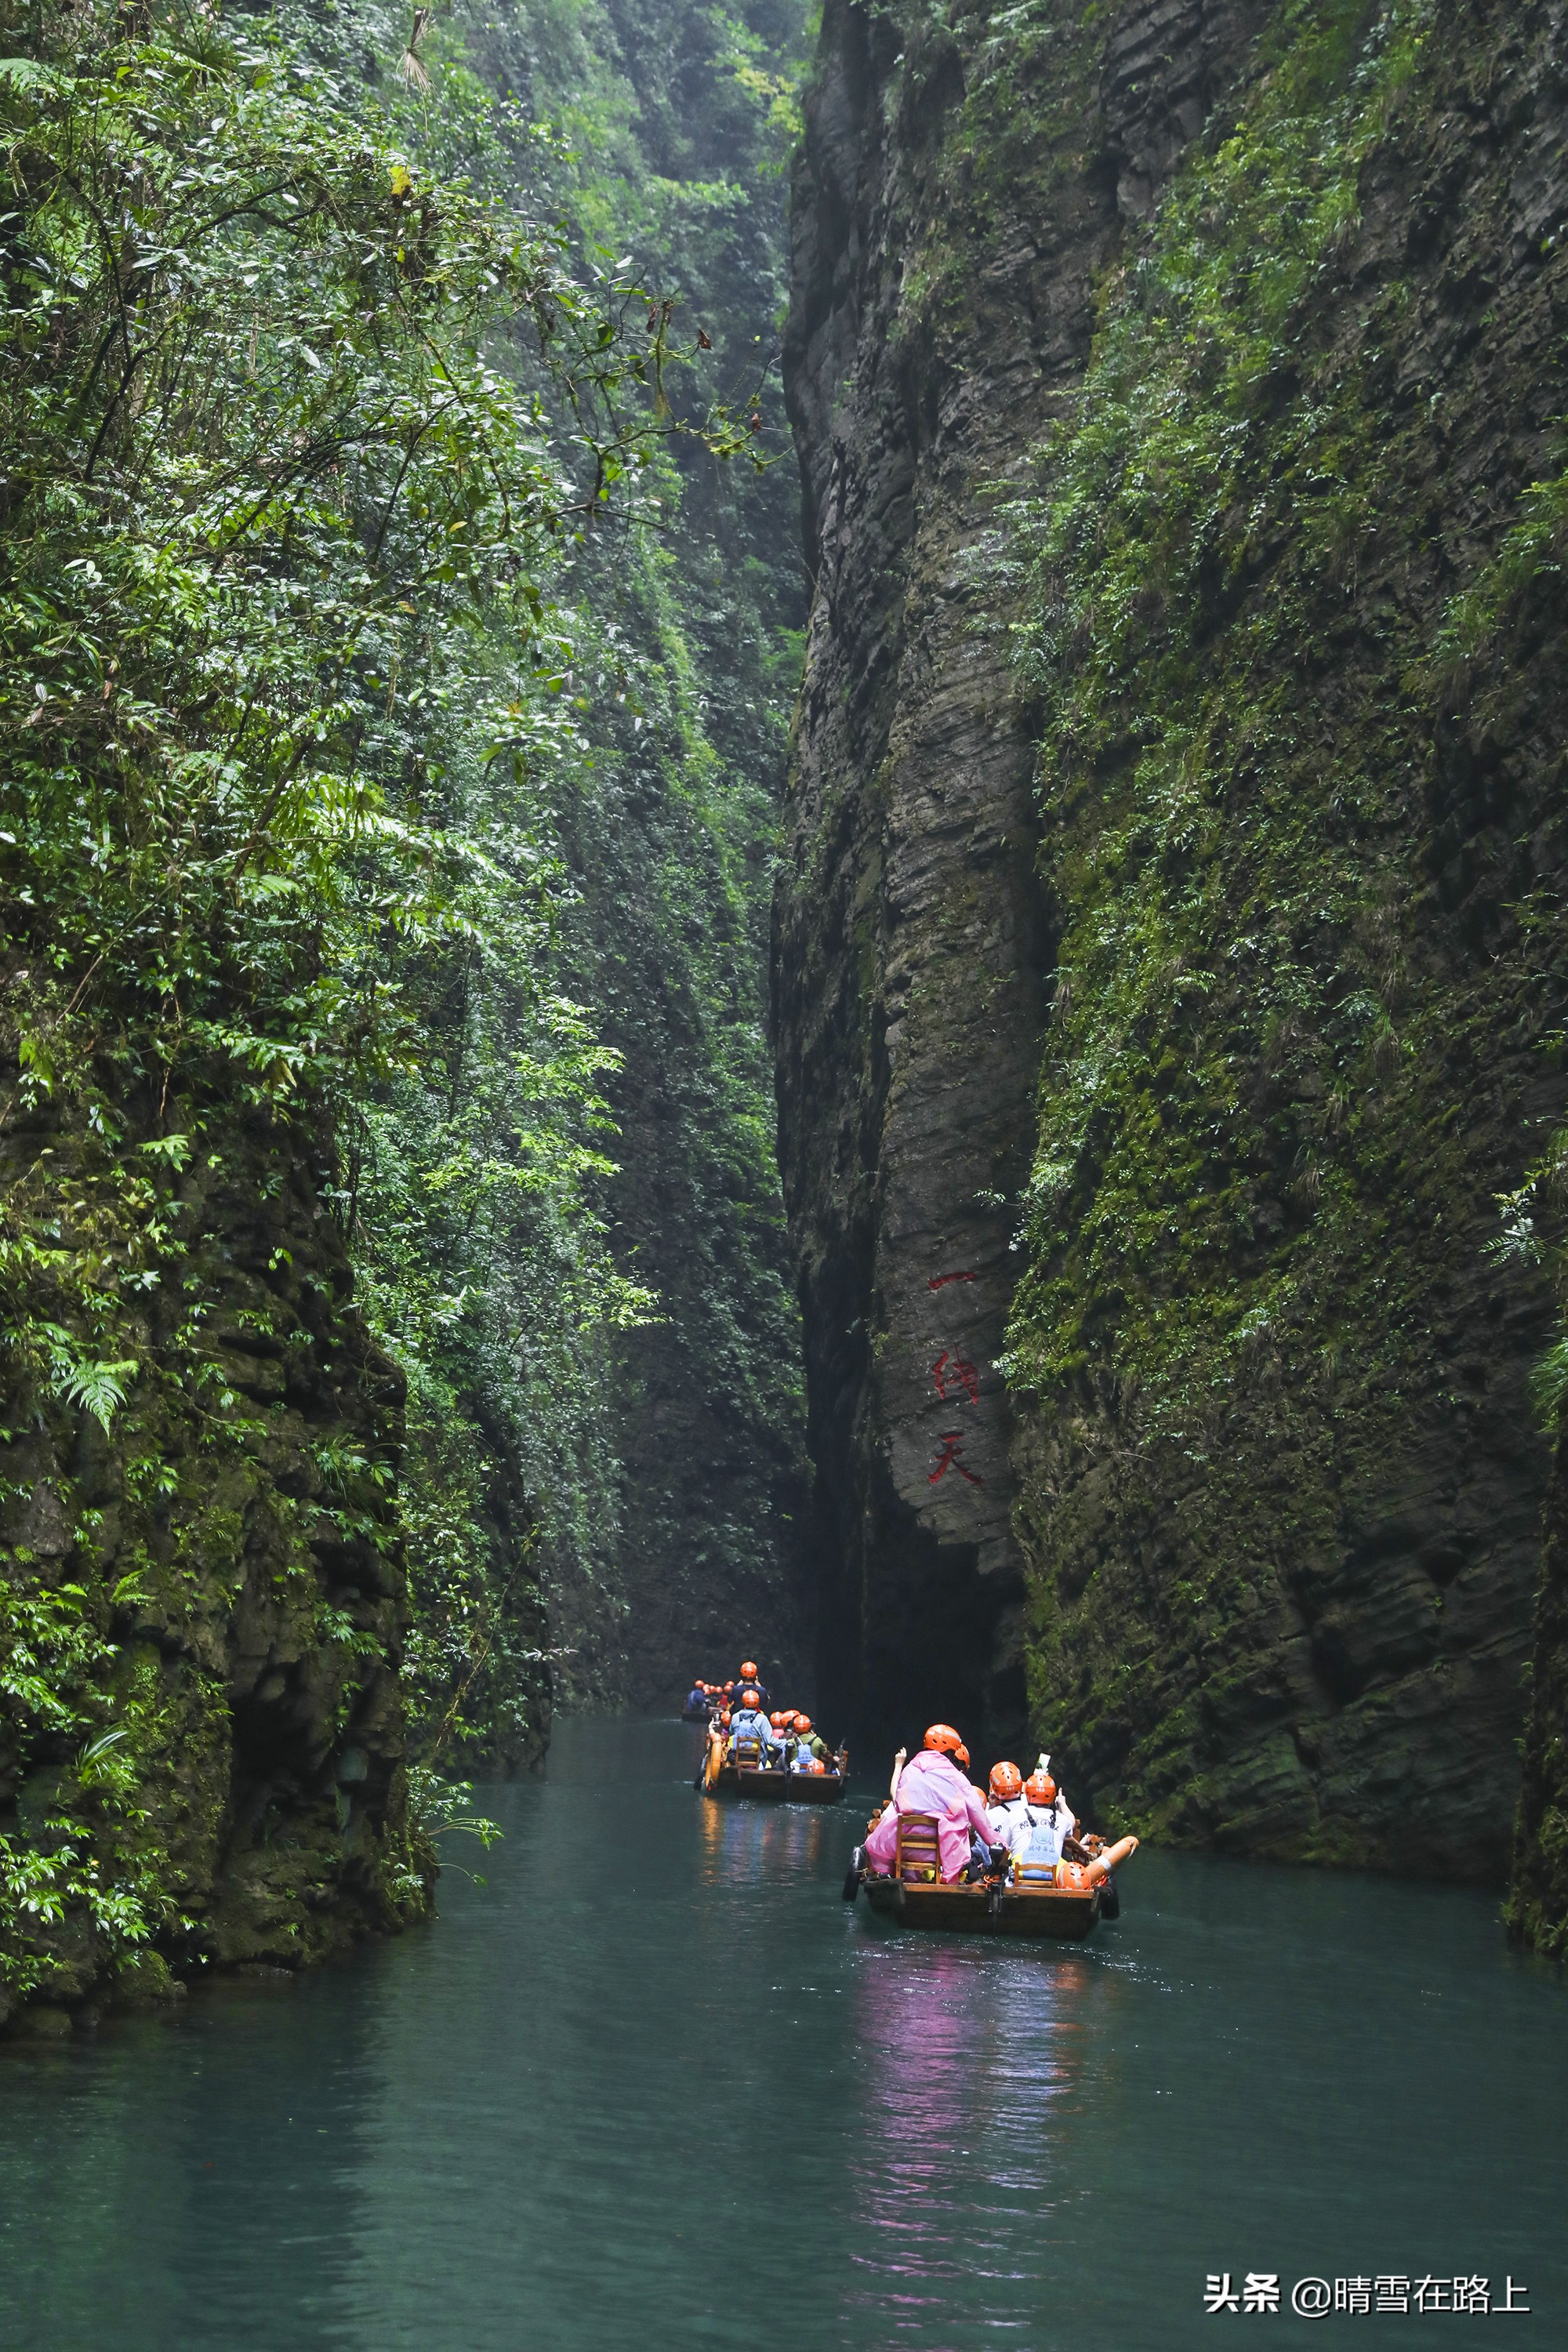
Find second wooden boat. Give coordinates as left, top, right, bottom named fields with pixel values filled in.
left=702, top=1746, right=848, bottom=1803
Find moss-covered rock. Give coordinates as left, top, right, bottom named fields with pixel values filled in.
left=1004, top=0, right=1568, bottom=1882
left=776, top=0, right=1276, bottom=1747
left=1511, top=1422, right=1568, bottom=1955
left=0, top=1089, right=433, bottom=2025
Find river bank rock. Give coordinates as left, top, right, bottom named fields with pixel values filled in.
left=0, top=1095, right=434, bottom=2029
left=1512, top=1424, right=1568, bottom=1955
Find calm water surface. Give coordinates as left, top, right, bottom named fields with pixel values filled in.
left=1, top=1717, right=1563, bottom=2350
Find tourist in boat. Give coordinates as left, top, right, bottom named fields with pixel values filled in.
left=686, top=1680, right=710, bottom=1714
left=729, top=1688, right=782, bottom=1762
left=789, top=1712, right=830, bottom=1769
left=862, top=1725, right=1006, bottom=1883
left=985, top=1761, right=1030, bottom=1846
left=1010, top=1769, right=1073, bottom=1871
left=1029, top=1754, right=1078, bottom=1833
left=1007, top=1768, right=1138, bottom=1889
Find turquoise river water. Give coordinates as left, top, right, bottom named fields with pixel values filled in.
left=0, top=1715, right=1564, bottom=2350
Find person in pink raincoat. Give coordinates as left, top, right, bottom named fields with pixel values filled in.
left=862, top=1725, right=1003, bottom=1883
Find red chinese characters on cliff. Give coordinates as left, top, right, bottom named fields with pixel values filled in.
left=928, top=1432, right=981, bottom=1486
left=927, top=1272, right=982, bottom=1485
left=931, top=1351, right=978, bottom=1405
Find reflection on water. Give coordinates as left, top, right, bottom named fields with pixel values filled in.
left=847, top=1940, right=1091, bottom=2337
left=698, top=1781, right=832, bottom=1885
left=0, top=1718, right=1564, bottom=2352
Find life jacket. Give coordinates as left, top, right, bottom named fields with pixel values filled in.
left=987, top=1795, right=1031, bottom=1847
left=1015, top=1798, right=1070, bottom=1869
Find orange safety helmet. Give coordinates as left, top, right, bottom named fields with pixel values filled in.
left=741, top=1660, right=759, bottom=1679
left=955, top=1744, right=971, bottom=1770
left=1025, top=1770, right=1056, bottom=1805
left=923, top=1723, right=964, bottom=1756
left=988, top=1761, right=1023, bottom=1801
left=769, top=1711, right=786, bottom=1729
left=795, top=1714, right=811, bottom=1734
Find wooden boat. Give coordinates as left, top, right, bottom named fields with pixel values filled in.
left=859, top=1874, right=1100, bottom=1940
left=702, top=1735, right=848, bottom=1803
left=849, top=1812, right=1103, bottom=1940
left=681, top=1700, right=713, bottom=1722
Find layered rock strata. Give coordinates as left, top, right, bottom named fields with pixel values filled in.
left=776, top=0, right=1273, bottom=1747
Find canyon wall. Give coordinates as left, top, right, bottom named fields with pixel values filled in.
left=471, top=0, right=820, bottom=1711
left=779, top=0, right=1568, bottom=1904
left=778, top=0, right=1276, bottom=1750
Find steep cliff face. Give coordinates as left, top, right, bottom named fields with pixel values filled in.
left=554, top=553, right=815, bottom=1708
left=777, top=0, right=1273, bottom=1747
left=1004, top=0, right=1568, bottom=1882
left=0, top=1092, right=430, bottom=2024
left=471, top=0, right=817, bottom=1713
left=780, top=0, right=1568, bottom=1892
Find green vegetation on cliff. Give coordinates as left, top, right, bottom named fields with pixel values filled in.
left=0, top=0, right=810, bottom=2013
left=0, top=0, right=651, bottom=2004
left=466, top=0, right=815, bottom=1702
left=1000, top=0, right=1568, bottom=1880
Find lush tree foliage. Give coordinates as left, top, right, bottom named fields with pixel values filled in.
left=456, top=0, right=815, bottom=1704
left=0, top=0, right=811, bottom=2002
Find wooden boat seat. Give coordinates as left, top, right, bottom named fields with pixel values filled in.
left=1014, top=1861, right=1059, bottom=1886
left=732, top=1736, right=763, bottom=1769
left=896, top=1810, right=942, bottom=1884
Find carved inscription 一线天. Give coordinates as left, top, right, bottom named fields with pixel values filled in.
left=928, top=1432, right=982, bottom=1487
left=931, top=1351, right=978, bottom=1404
